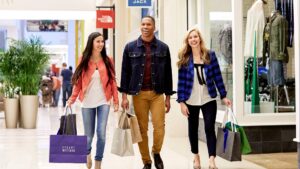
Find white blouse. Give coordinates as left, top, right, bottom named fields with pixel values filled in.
left=186, top=65, right=216, bottom=106
left=82, top=70, right=109, bottom=108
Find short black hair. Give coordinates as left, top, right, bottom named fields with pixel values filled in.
left=142, top=15, right=155, bottom=26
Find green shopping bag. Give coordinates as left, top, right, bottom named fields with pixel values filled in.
left=225, top=122, right=252, bottom=154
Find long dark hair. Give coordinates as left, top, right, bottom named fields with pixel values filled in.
left=72, top=32, right=115, bottom=86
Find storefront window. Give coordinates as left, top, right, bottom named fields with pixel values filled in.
left=209, top=11, right=233, bottom=111
left=243, top=0, right=295, bottom=114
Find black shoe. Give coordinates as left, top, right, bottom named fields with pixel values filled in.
left=143, top=163, right=151, bottom=169
left=152, top=153, right=164, bottom=169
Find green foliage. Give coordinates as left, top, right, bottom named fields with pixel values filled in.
left=0, top=37, right=49, bottom=97
left=0, top=46, right=20, bottom=98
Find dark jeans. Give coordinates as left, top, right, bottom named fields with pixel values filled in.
left=62, top=84, right=72, bottom=107
left=186, top=100, right=217, bottom=157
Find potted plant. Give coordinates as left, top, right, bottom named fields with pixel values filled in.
left=13, top=37, right=50, bottom=129
left=0, top=48, right=21, bottom=128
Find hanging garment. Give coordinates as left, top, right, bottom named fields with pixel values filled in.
left=275, top=0, right=294, bottom=47
left=244, top=0, right=265, bottom=58
left=218, top=24, right=232, bottom=64
left=268, top=12, right=289, bottom=62
left=262, top=20, right=271, bottom=66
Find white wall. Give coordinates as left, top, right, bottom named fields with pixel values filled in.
left=0, top=0, right=95, bottom=10
left=114, top=0, right=128, bottom=86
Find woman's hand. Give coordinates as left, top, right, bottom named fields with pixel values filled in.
left=114, top=103, right=119, bottom=112
left=222, top=97, right=232, bottom=107
left=180, top=102, right=189, bottom=117
left=66, top=100, right=72, bottom=107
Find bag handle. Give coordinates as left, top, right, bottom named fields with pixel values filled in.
left=62, top=106, right=76, bottom=135
left=118, top=110, right=130, bottom=129
left=222, top=107, right=238, bottom=132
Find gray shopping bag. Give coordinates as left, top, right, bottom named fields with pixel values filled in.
left=111, top=110, right=134, bottom=156
left=216, top=107, right=242, bottom=161
left=216, top=127, right=241, bottom=161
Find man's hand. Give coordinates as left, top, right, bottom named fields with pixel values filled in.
left=121, top=93, right=129, bottom=110
left=114, top=103, right=119, bottom=112
left=165, top=95, right=171, bottom=113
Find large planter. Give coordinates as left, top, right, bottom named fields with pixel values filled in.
left=4, top=98, right=19, bottom=128
left=20, top=95, right=38, bottom=129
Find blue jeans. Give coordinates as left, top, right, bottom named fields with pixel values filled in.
left=62, top=83, right=72, bottom=107
left=82, top=104, right=110, bottom=161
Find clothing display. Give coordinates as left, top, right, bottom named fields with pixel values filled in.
left=267, top=60, right=285, bottom=86
left=218, top=24, right=232, bottom=64
left=244, top=0, right=265, bottom=58
left=275, top=0, right=294, bottom=47
left=262, top=12, right=288, bottom=86
left=266, top=12, right=289, bottom=62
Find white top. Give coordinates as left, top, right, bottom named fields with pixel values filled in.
left=82, top=70, right=109, bottom=108
left=186, top=65, right=216, bottom=106
left=244, top=0, right=265, bottom=58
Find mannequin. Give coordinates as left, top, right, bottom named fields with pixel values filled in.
left=263, top=11, right=290, bottom=111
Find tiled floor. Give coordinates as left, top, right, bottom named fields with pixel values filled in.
left=0, top=105, right=266, bottom=169
left=244, top=153, right=297, bottom=169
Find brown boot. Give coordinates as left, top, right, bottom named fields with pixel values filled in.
left=94, top=160, right=101, bottom=169
left=86, top=154, right=92, bottom=169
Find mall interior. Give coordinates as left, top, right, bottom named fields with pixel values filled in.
left=0, top=0, right=299, bottom=168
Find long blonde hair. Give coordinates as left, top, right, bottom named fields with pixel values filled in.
left=177, top=28, right=210, bottom=68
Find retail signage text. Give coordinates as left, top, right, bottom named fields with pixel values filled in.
left=96, top=10, right=115, bottom=29
left=128, top=0, right=152, bottom=7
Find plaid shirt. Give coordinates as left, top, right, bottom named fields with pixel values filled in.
left=177, top=50, right=227, bottom=103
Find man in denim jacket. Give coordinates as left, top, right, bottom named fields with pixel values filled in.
left=119, top=16, right=174, bottom=169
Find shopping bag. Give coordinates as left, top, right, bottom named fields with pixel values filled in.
left=127, top=105, right=142, bottom=144
left=111, top=110, right=134, bottom=156
left=129, top=115, right=142, bottom=144
left=216, top=107, right=242, bottom=161
left=49, top=106, right=87, bottom=163
left=225, top=122, right=252, bottom=154
left=57, top=107, right=77, bottom=135
left=216, top=127, right=241, bottom=161
left=49, top=135, right=87, bottom=163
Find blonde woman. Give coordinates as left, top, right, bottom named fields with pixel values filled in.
left=177, top=28, right=231, bottom=169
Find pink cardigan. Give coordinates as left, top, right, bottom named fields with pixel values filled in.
left=68, top=57, right=119, bottom=105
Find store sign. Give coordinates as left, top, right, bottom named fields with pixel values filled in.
left=96, top=10, right=115, bottom=28
left=127, top=0, right=152, bottom=7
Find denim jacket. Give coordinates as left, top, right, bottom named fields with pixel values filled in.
left=119, top=36, right=174, bottom=95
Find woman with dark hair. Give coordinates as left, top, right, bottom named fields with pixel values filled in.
left=177, top=28, right=231, bottom=169
left=67, top=32, right=119, bottom=169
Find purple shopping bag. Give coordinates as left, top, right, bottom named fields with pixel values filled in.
left=49, top=134, right=87, bottom=163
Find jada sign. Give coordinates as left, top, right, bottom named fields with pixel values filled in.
left=96, top=10, right=115, bottom=28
